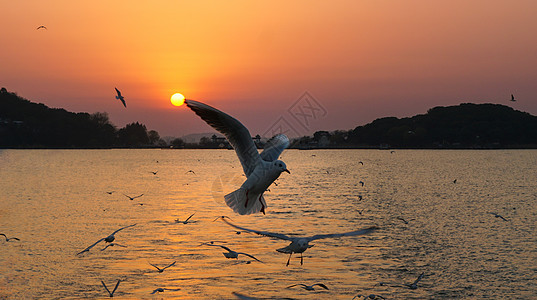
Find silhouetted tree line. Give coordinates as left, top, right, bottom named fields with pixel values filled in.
left=0, top=89, right=162, bottom=148
left=293, top=103, right=537, bottom=149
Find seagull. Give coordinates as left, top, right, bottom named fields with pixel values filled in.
left=511, top=94, right=516, bottom=102
left=202, top=243, right=262, bottom=262
left=115, top=88, right=126, bottom=107
left=151, top=288, right=181, bottom=294
left=359, top=181, right=364, bottom=186
left=359, top=161, right=364, bottom=165
left=405, top=272, right=424, bottom=289
left=77, top=224, right=136, bottom=255
left=36, top=25, right=47, bottom=30
left=149, top=261, right=176, bottom=273
left=123, top=193, right=144, bottom=201
left=150, top=171, right=158, bottom=175
left=358, top=195, right=363, bottom=201
left=106, top=191, right=115, bottom=195
left=453, top=179, right=457, bottom=184
left=0, top=233, right=20, bottom=242
left=352, top=294, right=386, bottom=300
left=217, top=216, right=377, bottom=266
left=185, top=170, right=196, bottom=175
left=185, top=100, right=290, bottom=215
left=396, top=216, right=415, bottom=224
left=286, top=283, right=329, bottom=291
left=175, top=213, right=196, bottom=224
left=101, top=280, right=121, bottom=297
left=101, top=243, right=127, bottom=251
left=488, top=212, right=509, bottom=221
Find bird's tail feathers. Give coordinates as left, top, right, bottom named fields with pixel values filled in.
left=224, top=188, right=266, bottom=215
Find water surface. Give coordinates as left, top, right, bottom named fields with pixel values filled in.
left=0, top=149, right=536, bottom=299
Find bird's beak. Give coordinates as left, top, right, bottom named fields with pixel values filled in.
left=284, top=169, right=290, bottom=174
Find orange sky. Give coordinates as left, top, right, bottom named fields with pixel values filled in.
left=1, top=1, right=536, bottom=137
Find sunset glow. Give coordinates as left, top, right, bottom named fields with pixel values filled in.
left=1, top=1, right=536, bottom=136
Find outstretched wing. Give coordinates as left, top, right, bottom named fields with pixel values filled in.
left=313, top=283, right=329, bottom=290
left=115, top=88, right=122, bottom=97
left=260, top=134, right=289, bottom=162
left=111, top=224, right=136, bottom=235
left=185, top=213, right=195, bottom=223
left=77, top=238, right=105, bottom=255
left=111, top=280, right=121, bottom=295
left=185, top=100, right=261, bottom=176
left=219, top=217, right=292, bottom=241
left=149, top=263, right=162, bottom=271
left=101, top=280, right=111, bottom=296
left=238, top=252, right=262, bottom=262
left=307, top=226, right=378, bottom=241
left=163, top=261, right=176, bottom=270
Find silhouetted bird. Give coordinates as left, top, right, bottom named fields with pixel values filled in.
left=115, top=88, right=126, bottom=107
left=175, top=213, right=196, bottom=224
left=151, top=288, right=181, bottom=294
left=77, top=224, right=136, bottom=255
left=36, top=25, right=47, bottom=30
left=287, top=283, right=329, bottom=291
left=511, top=94, right=516, bottom=102
left=101, top=280, right=121, bottom=297
left=488, top=212, right=509, bottom=221
left=149, top=261, right=176, bottom=273
left=0, top=233, right=20, bottom=242
left=123, top=193, right=144, bottom=201
left=202, top=243, right=262, bottom=262
left=405, top=272, right=424, bottom=289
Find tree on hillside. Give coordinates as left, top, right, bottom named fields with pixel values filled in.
left=118, top=122, right=150, bottom=147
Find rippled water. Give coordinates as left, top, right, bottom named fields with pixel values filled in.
left=0, top=149, right=536, bottom=299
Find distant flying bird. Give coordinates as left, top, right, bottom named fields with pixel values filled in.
left=359, top=161, right=364, bottom=165
left=488, top=212, right=509, bottom=221
left=287, top=283, right=329, bottom=291
left=405, top=272, right=424, bottom=289
left=185, top=100, right=290, bottom=215
left=175, top=213, right=196, bottom=224
left=149, top=261, right=176, bottom=273
left=217, top=216, right=377, bottom=266
left=396, top=216, right=415, bottom=224
left=106, top=191, right=115, bottom=195
left=0, top=233, right=20, bottom=242
left=151, top=288, right=181, bottom=294
left=359, top=181, right=364, bottom=186
left=150, top=171, right=158, bottom=175
left=101, top=243, right=127, bottom=251
left=511, top=94, right=516, bottom=102
left=123, top=193, right=144, bottom=201
left=101, top=280, right=121, bottom=297
left=390, top=150, right=396, bottom=154
left=185, top=170, right=196, bottom=175
left=36, top=25, right=47, bottom=30
left=77, top=224, right=136, bottom=255
left=115, top=88, right=126, bottom=107
left=202, top=243, right=262, bottom=262
left=352, top=294, right=386, bottom=300
left=453, top=179, right=457, bottom=184
left=358, top=195, right=363, bottom=201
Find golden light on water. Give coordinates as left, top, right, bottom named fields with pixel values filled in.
left=171, top=93, right=185, bottom=106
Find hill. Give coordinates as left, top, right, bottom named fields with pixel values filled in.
left=0, top=88, right=158, bottom=148
left=295, top=103, right=537, bottom=149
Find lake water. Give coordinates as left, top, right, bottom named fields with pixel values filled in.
left=0, top=149, right=536, bottom=299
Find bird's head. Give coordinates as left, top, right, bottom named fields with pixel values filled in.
left=274, top=160, right=290, bottom=174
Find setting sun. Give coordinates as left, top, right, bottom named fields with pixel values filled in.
left=170, top=93, right=185, bottom=106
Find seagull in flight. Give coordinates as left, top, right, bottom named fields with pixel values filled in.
left=36, top=25, right=47, bottom=30
left=185, top=100, right=290, bottom=215
left=217, top=216, right=377, bottom=266
left=106, top=191, right=115, bottom=195
left=150, top=171, right=158, bottom=175
left=488, top=212, right=509, bottom=221
left=511, top=94, right=516, bottom=102
left=202, top=243, right=262, bottom=262
left=123, top=193, right=144, bottom=201
left=185, top=170, right=196, bottom=175
left=151, top=288, right=181, bottom=294
left=405, top=272, right=424, bottom=289
left=77, top=224, right=136, bottom=255
left=175, top=213, right=196, bottom=224
left=149, top=261, right=176, bottom=273
left=101, top=280, right=121, bottom=297
left=0, top=233, right=20, bottom=242
left=287, top=283, right=329, bottom=291
left=115, top=88, right=126, bottom=107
